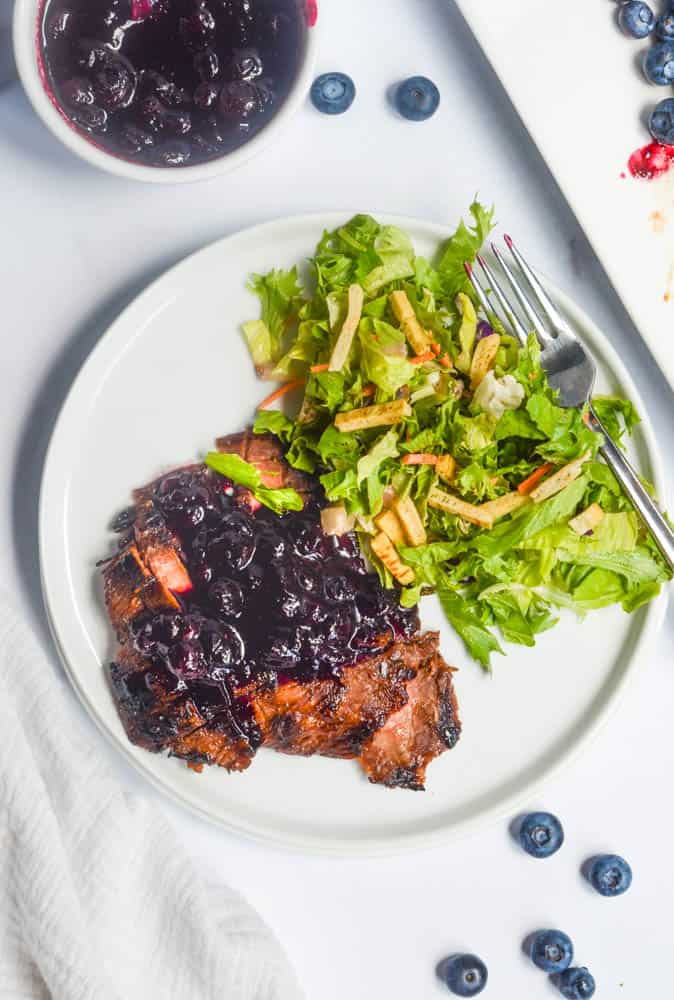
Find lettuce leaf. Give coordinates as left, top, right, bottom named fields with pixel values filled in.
left=436, top=200, right=496, bottom=300
left=205, top=452, right=304, bottom=514
left=437, top=585, right=503, bottom=668
left=356, top=429, right=399, bottom=484
left=244, top=268, right=303, bottom=366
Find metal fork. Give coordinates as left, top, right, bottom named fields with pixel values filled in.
left=465, top=236, right=674, bottom=571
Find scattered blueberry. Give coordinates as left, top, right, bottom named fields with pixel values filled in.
left=518, top=812, right=564, bottom=858
left=656, top=12, right=674, bottom=41
left=649, top=98, right=674, bottom=142
left=310, top=72, right=356, bottom=115
left=643, top=41, right=674, bottom=84
left=529, top=929, right=573, bottom=974
left=618, top=1, right=655, bottom=39
left=587, top=854, right=632, bottom=896
left=394, top=75, right=440, bottom=121
left=443, top=954, right=488, bottom=997
left=557, top=966, right=596, bottom=1000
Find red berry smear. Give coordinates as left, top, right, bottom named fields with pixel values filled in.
left=628, top=142, right=674, bottom=181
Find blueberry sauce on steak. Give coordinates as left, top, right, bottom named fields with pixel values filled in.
left=103, top=432, right=460, bottom=788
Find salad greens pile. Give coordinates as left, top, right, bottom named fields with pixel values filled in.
left=236, top=204, right=670, bottom=668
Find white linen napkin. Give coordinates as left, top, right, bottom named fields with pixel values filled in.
left=0, top=595, right=304, bottom=1000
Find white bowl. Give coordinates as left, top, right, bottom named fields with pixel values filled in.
left=13, top=0, right=318, bottom=184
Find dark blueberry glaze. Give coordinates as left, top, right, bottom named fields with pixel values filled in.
left=118, top=464, right=418, bottom=733
left=38, top=0, right=308, bottom=167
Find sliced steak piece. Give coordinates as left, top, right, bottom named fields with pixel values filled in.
left=103, top=543, right=181, bottom=636
left=358, top=642, right=461, bottom=790
left=132, top=497, right=193, bottom=595
left=109, top=644, right=256, bottom=772
left=252, top=633, right=435, bottom=760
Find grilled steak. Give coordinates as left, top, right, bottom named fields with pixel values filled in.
left=102, top=432, right=461, bottom=789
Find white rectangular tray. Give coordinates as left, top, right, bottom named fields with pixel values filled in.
left=455, top=0, right=674, bottom=388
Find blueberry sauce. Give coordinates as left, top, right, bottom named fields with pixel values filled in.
left=38, top=0, right=309, bottom=167
left=116, top=464, right=417, bottom=739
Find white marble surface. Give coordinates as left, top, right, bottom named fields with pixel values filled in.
left=1, top=1, right=673, bottom=997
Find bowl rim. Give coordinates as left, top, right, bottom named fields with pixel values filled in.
left=12, top=0, right=318, bottom=184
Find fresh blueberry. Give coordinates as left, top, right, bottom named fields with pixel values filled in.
left=618, top=1, right=655, bottom=38
left=649, top=98, right=674, bottom=142
left=557, top=966, right=596, bottom=1000
left=529, top=929, right=573, bottom=973
left=587, top=854, right=632, bottom=896
left=394, top=75, right=440, bottom=121
left=643, top=42, right=674, bottom=84
left=518, top=812, right=564, bottom=858
left=310, top=72, right=356, bottom=115
left=656, top=12, right=674, bottom=41
left=442, top=954, right=488, bottom=997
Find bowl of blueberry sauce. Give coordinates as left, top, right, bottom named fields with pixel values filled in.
left=13, top=0, right=317, bottom=180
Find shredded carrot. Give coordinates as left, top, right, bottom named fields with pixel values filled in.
left=309, top=363, right=330, bottom=373
left=582, top=410, right=590, bottom=426
left=517, top=462, right=554, bottom=495
left=430, top=341, right=441, bottom=356
left=402, top=454, right=438, bottom=466
left=439, top=353, right=452, bottom=368
left=361, top=383, right=377, bottom=397
left=410, top=351, right=435, bottom=365
left=256, top=379, right=306, bottom=410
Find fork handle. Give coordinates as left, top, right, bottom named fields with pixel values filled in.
left=587, top=405, right=674, bottom=572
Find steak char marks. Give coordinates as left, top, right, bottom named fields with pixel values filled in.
left=103, top=432, right=461, bottom=789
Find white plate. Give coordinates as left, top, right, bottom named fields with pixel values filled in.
left=453, top=0, right=674, bottom=389
left=40, top=214, right=667, bottom=855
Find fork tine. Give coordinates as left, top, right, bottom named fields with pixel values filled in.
left=463, top=261, right=493, bottom=318
left=504, top=235, right=573, bottom=336
left=491, top=244, right=554, bottom=348
left=464, top=261, right=527, bottom=346
left=474, top=255, right=529, bottom=346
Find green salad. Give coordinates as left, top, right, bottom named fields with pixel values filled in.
left=235, top=204, right=671, bottom=668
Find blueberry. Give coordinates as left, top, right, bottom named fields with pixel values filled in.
left=649, top=98, right=674, bottom=142
left=587, top=854, right=632, bottom=896
left=83, top=47, right=137, bottom=111
left=557, top=966, right=596, bottom=1000
left=60, top=77, right=95, bottom=108
left=168, top=640, right=207, bottom=680
left=529, top=929, right=573, bottom=973
left=324, top=573, right=356, bottom=602
left=518, top=812, right=564, bottom=858
left=194, top=82, right=219, bottom=109
left=119, top=124, right=156, bottom=155
left=209, top=579, right=245, bottom=618
left=72, top=105, right=108, bottom=132
left=230, top=47, right=264, bottom=81
left=194, top=47, right=220, bottom=81
left=394, top=75, right=440, bottom=121
left=656, top=12, right=674, bottom=41
left=179, top=7, right=216, bottom=52
left=618, top=1, right=655, bottom=39
left=219, top=80, right=272, bottom=120
left=643, top=42, right=674, bottom=84
left=442, top=954, right=488, bottom=997
left=310, top=72, right=356, bottom=115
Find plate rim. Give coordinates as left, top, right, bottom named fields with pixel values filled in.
left=39, top=212, right=669, bottom=855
